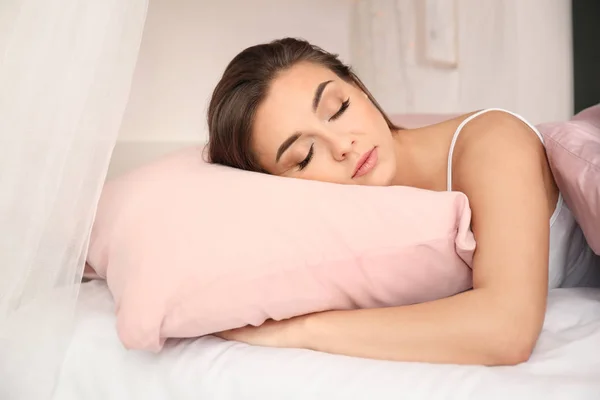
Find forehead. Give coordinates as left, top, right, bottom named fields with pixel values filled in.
left=268, top=62, right=341, bottom=100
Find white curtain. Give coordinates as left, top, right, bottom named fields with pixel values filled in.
left=0, top=0, right=147, bottom=398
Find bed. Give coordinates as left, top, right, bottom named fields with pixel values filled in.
left=62, top=124, right=600, bottom=399
left=50, top=280, right=600, bottom=399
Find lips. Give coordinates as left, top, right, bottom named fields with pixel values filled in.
left=352, top=147, right=378, bottom=179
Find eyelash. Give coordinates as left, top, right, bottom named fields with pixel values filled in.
left=298, top=143, right=314, bottom=171
left=329, top=98, right=350, bottom=121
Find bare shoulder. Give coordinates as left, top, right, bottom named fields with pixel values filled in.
left=402, top=110, right=556, bottom=205
left=448, top=110, right=558, bottom=222
left=407, top=110, right=545, bottom=153
left=450, top=111, right=549, bottom=187
left=455, top=110, right=545, bottom=152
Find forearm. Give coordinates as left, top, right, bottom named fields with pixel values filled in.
left=296, top=289, right=541, bottom=365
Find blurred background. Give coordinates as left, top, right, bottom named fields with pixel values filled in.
left=115, top=0, right=598, bottom=145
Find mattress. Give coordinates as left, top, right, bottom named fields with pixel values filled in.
left=53, top=281, right=600, bottom=400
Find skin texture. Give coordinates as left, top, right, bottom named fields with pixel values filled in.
left=216, top=62, right=560, bottom=366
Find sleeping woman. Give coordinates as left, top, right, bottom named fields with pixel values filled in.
left=207, top=38, right=597, bottom=366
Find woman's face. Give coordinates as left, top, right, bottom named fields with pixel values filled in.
left=251, top=62, right=398, bottom=186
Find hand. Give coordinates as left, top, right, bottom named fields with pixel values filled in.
left=214, top=317, right=305, bottom=349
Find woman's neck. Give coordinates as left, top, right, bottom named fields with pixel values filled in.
left=390, top=126, right=454, bottom=192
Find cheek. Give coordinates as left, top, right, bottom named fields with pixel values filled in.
left=353, top=95, right=387, bottom=124
left=365, top=101, right=390, bottom=128
left=303, top=157, right=345, bottom=182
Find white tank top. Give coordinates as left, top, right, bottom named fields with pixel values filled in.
left=447, top=108, right=599, bottom=289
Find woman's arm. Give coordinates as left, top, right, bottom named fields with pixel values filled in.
left=218, top=111, right=551, bottom=366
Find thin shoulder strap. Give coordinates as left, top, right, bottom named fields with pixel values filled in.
left=446, top=108, right=544, bottom=191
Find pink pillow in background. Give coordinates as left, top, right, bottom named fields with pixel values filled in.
left=539, top=104, right=600, bottom=254
left=87, top=146, right=475, bottom=352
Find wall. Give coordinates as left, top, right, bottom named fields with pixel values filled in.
left=350, top=0, right=573, bottom=125
left=117, top=0, right=573, bottom=147
left=117, top=0, right=352, bottom=144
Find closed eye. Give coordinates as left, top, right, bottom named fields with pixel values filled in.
left=329, top=98, right=350, bottom=121
left=298, top=143, right=314, bottom=171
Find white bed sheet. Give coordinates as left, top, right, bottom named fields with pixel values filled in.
left=53, top=281, right=600, bottom=400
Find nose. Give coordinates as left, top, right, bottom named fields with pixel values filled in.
left=331, top=135, right=356, bottom=161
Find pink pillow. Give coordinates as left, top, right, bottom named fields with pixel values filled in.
left=539, top=104, right=600, bottom=254
left=87, top=146, right=475, bottom=352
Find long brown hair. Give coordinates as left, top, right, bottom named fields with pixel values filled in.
left=207, top=37, right=400, bottom=172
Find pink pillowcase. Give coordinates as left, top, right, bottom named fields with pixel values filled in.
left=87, top=146, right=475, bottom=352
left=539, top=104, right=600, bottom=254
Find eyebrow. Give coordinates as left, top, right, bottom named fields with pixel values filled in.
left=312, top=80, right=333, bottom=112
left=275, top=80, right=333, bottom=163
